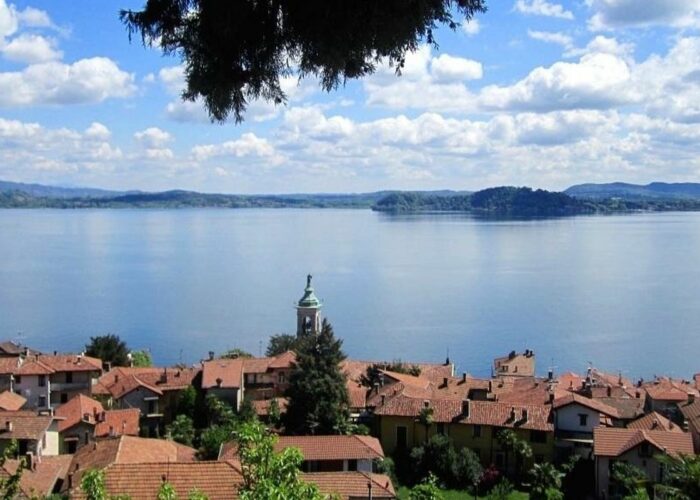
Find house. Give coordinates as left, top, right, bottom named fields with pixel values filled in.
left=54, top=394, right=140, bottom=453
left=642, top=377, right=697, bottom=419
left=552, top=393, right=621, bottom=459
left=627, top=411, right=684, bottom=433
left=0, top=411, right=59, bottom=457
left=4, top=354, right=103, bottom=409
left=93, top=366, right=199, bottom=435
left=62, top=435, right=197, bottom=494
left=0, top=390, right=27, bottom=411
left=374, top=394, right=554, bottom=470
left=301, top=471, right=396, bottom=499
left=201, top=357, right=245, bottom=410
left=678, top=398, right=700, bottom=453
left=0, top=455, right=72, bottom=498
left=593, top=427, right=694, bottom=498
left=493, top=350, right=535, bottom=378
left=220, top=434, right=385, bottom=473
left=241, top=351, right=295, bottom=400
left=250, top=397, right=287, bottom=422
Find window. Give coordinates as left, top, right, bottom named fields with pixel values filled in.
left=278, top=372, right=286, bottom=384
left=436, top=423, right=446, bottom=435
left=639, top=443, right=651, bottom=457
left=38, top=375, right=46, bottom=387
left=60, top=393, right=68, bottom=404
left=396, top=426, right=407, bottom=449
left=66, top=372, right=73, bottom=383
left=14, top=375, right=21, bottom=385
left=473, top=425, right=482, bottom=438
left=530, top=430, right=547, bottom=443
left=38, top=395, right=46, bottom=407
left=348, top=459, right=358, bottom=471
left=578, top=414, right=588, bottom=427
left=148, top=400, right=157, bottom=414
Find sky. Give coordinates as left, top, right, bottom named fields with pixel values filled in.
left=1, top=0, right=700, bottom=194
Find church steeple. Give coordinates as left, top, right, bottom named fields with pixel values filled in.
left=296, top=274, right=322, bottom=337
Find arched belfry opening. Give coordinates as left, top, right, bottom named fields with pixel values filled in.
left=296, top=274, right=322, bottom=337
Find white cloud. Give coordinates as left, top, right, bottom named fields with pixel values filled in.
left=0, top=57, right=135, bottom=106
left=0, top=1, right=53, bottom=40
left=1, top=33, right=62, bottom=63
left=84, top=122, right=111, bottom=141
left=462, top=18, right=481, bottom=36
left=514, top=0, right=574, bottom=20
left=134, top=127, right=172, bottom=148
left=191, top=133, right=277, bottom=161
left=15, top=6, right=52, bottom=28
left=587, top=0, right=700, bottom=30
left=479, top=52, right=635, bottom=111
left=0, top=0, right=18, bottom=39
left=528, top=30, right=574, bottom=50
left=431, top=54, right=483, bottom=82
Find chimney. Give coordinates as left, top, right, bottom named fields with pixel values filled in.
left=688, top=393, right=696, bottom=405
left=522, top=409, right=528, bottom=422
left=652, top=419, right=659, bottom=429
left=208, top=351, right=215, bottom=361
left=83, top=412, right=91, bottom=422
left=53, top=350, right=57, bottom=356
left=635, top=390, right=641, bottom=399
left=114, top=374, right=119, bottom=383
left=442, top=377, right=448, bottom=388
left=216, top=377, right=223, bottom=388
left=549, top=392, right=555, bottom=404
left=5, top=421, right=12, bottom=432
left=462, top=399, right=470, bottom=418
left=462, top=372, right=467, bottom=383
left=606, top=386, right=612, bottom=397
left=547, top=369, right=553, bottom=381
left=510, top=407, right=516, bottom=421
left=380, top=395, right=386, bottom=406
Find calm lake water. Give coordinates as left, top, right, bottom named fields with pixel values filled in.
left=1, top=209, right=699, bottom=379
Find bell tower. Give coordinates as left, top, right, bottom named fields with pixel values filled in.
left=296, top=274, right=322, bottom=337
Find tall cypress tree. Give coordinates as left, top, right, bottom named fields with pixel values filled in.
left=284, top=319, right=350, bottom=435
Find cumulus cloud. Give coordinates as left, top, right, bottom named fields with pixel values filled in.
left=134, top=127, right=172, bottom=148
left=84, top=122, right=111, bottom=141
left=431, top=54, right=483, bottom=82
left=0, top=1, right=53, bottom=39
left=462, top=18, right=481, bottom=36
left=191, top=133, right=277, bottom=161
left=527, top=30, right=574, bottom=50
left=514, top=0, right=574, bottom=20
left=1, top=33, right=62, bottom=63
left=0, top=57, right=135, bottom=106
left=587, top=0, right=700, bottom=30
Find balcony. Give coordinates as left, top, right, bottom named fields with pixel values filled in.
left=50, top=382, right=90, bottom=392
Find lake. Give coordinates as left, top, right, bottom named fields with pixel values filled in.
left=1, top=209, right=699, bottom=379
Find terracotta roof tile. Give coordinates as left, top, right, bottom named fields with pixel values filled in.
left=0, top=357, right=21, bottom=375
left=94, top=409, right=140, bottom=438
left=341, top=359, right=452, bottom=385
left=97, top=367, right=199, bottom=398
left=268, top=351, right=296, bottom=369
left=302, top=472, right=396, bottom=499
left=0, top=411, right=52, bottom=440
left=594, top=427, right=693, bottom=457
left=202, top=358, right=244, bottom=389
left=3, top=455, right=72, bottom=497
left=347, top=382, right=368, bottom=409
left=28, top=354, right=102, bottom=373
left=250, top=397, right=287, bottom=417
left=628, top=412, right=683, bottom=433
left=553, top=393, right=621, bottom=418
left=678, top=399, right=700, bottom=435
left=72, top=461, right=243, bottom=500
left=0, top=390, right=26, bottom=411
left=275, top=435, right=384, bottom=461
left=643, top=378, right=696, bottom=402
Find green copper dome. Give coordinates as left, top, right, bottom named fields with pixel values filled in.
left=297, top=274, right=322, bottom=308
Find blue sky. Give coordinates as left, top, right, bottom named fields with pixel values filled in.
left=1, top=0, right=699, bottom=193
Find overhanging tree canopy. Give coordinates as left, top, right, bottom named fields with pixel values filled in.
left=121, top=0, right=487, bottom=122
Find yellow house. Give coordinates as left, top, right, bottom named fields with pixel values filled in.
left=374, top=395, right=554, bottom=472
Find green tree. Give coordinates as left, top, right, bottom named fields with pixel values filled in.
left=655, top=453, right=700, bottom=499
left=220, top=348, right=253, bottom=359
left=80, top=469, right=107, bottom=500
left=530, top=462, right=564, bottom=500
left=453, top=447, right=483, bottom=492
left=157, top=482, right=178, bottom=500
left=265, top=334, right=299, bottom=356
left=176, top=386, right=197, bottom=418
left=408, top=473, right=443, bottom=500
left=612, top=462, right=648, bottom=498
left=187, top=490, right=208, bottom=500
left=120, top=1, right=486, bottom=122
left=496, top=429, right=532, bottom=482
left=166, top=415, right=195, bottom=446
left=284, top=319, right=350, bottom=435
left=0, top=440, right=24, bottom=500
left=418, top=406, right=434, bottom=443
left=85, top=334, right=130, bottom=367
left=130, top=350, right=152, bottom=367
left=409, top=435, right=456, bottom=486
left=199, top=424, right=233, bottom=460
left=268, top=398, right=281, bottom=429
left=236, top=420, right=326, bottom=499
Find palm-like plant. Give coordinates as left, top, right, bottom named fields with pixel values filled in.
left=655, top=453, right=700, bottom=500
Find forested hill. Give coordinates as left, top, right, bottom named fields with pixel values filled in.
left=565, top=182, right=700, bottom=200
left=372, top=187, right=700, bottom=215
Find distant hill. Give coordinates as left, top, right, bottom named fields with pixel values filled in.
left=565, top=182, right=700, bottom=200
left=373, top=186, right=700, bottom=216
left=0, top=180, right=127, bottom=199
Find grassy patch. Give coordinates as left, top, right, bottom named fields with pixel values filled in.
left=396, top=486, right=529, bottom=499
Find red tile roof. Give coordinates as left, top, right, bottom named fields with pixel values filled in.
left=94, top=409, right=140, bottom=438
left=302, top=472, right=396, bottom=499
left=0, top=411, right=53, bottom=440
left=628, top=412, right=683, bottom=433
left=276, top=435, right=384, bottom=461
left=55, top=394, right=104, bottom=432
left=553, top=393, right=621, bottom=418
left=594, top=427, right=694, bottom=458
left=250, top=397, right=287, bottom=417
left=347, top=382, right=368, bottom=409
left=0, top=390, right=26, bottom=411
left=71, top=461, right=243, bottom=500
left=202, top=358, right=244, bottom=389
left=0, top=357, right=21, bottom=375
left=96, top=367, right=199, bottom=398
left=679, top=400, right=700, bottom=436
left=268, top=351, right=296, bottom=369
left=643, top=378, right=696, bottom=402
left=2, top=455, right=72, bottom=498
